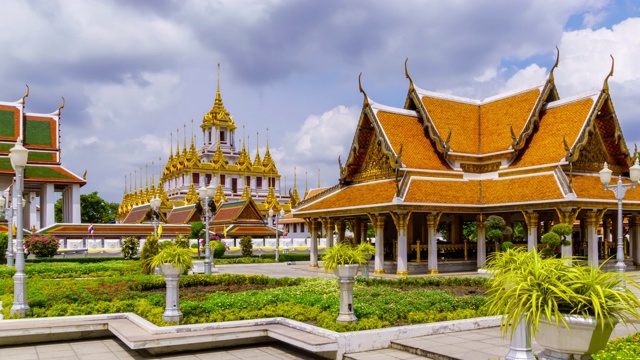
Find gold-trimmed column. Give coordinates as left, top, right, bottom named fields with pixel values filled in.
left=322, top=218, right=334, bottom=248
left=426, top=213, right=442, bottom=274
left=353, top=218, right=361, bottom=245
left=336, top=219, right=346, bottom=244
left=521, top=211, right=539, bottom=251
left=360, top=220, right=367, bottom=243
left=476, top=214, right=486, bottom=269
left=586, top=210, right=605, bottom=267
left=391, top=211, right=411, bottom=276
left=308, top=219, right=319, bottom=268
left=368, top=213, right=386, bottom=274
left=555, top=207, right=581, bottom=257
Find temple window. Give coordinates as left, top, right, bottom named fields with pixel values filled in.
left=257, top=177, right=263, bottom=189
left=301, top=223, right=305, bottom=232
left=220, top=175, right=226, bottom=187
left=245, top=175, right=251, bottom=187
left=220, top=130, right=226, bottom=142
left=232, top=178, right=238, bottom=193
left=192, top=173, right=200, bottom=186
left=205, top=173, right=212, bottom=186
left=293, top=224, right=298, bottom=233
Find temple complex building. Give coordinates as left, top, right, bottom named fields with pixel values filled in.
left=0, top=88, right=85, bottom=231
left=294, top=52, right=640, bottom=275
left=117, top=66, right=296, bottom=223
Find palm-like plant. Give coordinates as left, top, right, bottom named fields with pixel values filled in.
left=484, top=248, right=640, bottom=340
left=151, top=244, right=193, bottom=273
left=321, top=242, right=369, bottom=271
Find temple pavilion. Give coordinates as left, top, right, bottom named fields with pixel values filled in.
left=1, top=88, right=85, bottom=231
left=118, top=66, right=296, bottom=224
left=293, top=52, right=640, bottom=275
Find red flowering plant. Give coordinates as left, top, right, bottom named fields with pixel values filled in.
left=200, top=234, right=227, bottom=258
left=24, top=234, right=60, bottom=258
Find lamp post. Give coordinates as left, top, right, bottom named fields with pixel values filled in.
left=0, top=194, right=14, bottom=267
left=150, top=196, right=161, bottom=238
left=9, top=137, right=29, bottom=317
left=269, top=207, right=285, bottom=262
left=600, top=160, right=640, bottom=287
left=198, top=182, right=216, bottom=275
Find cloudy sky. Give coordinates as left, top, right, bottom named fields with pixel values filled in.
left=2, top=0, right=640, bottom=203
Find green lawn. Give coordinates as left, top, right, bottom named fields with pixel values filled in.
left=0, top=259, right=486, bottom=332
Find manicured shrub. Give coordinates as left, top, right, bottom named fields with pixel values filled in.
left=0, top=232, right=7, bottom=264
left=240, top=236, right=253, bottom=257
left=210, top=240, right=226, bottom=259
left=24, top=234, right=60, bottom=258
left=121, top=236, right=139, bottom=260
left=140, top=235, right=160, bottom=275
left=594, top=332, right=640, bottom=359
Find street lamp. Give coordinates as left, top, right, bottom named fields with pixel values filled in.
left=198, top=182, right=216, bottom=275
left=600, top=160, right=640, bottom=287
left=0, top=194, right=14, bottom=267
left=150, top=196, right=161, bottom=238
left=9, top=137, right=29, bottom=317
left=269, top=207, right=285, bottom=262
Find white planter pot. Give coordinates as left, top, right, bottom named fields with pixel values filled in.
left=334, top=264, right=359, bottom=323
left=536, top=314, right=616, bottom=359
left=477, top=268, right=495, bottom=278
left=160, top=264, right=183, bottom=324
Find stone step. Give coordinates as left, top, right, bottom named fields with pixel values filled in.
left=391, top=340, right=462, bottom=360
left=344, top=347, right=435, bottom=360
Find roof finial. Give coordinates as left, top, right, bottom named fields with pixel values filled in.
left=294, top=166, right=297, bottom=189
left=404, top=58, right=415, bottom=91
left=191, top=119, right=195, bottom=145
left=145, top=164, right=149, bottom=189
left=56, top=97, right=65, bottom=116
left=358, top=72, right=370, bottom=106
left=169, top=131, right=173, bottom=157
left=603, top=54, right=615, bottom=92
left=21, top=84, right=29, bottom=104
left=217, top=62, right=221, bottom=92
left=176, top=128, right=180, bottom=154
left=139, top=166, right=143, bottom=191
left=183, top=123, right=187, bottom=153
left=151, top=160, right=155, bottom=188
left=124, top=174, right=127, bottom=195
left=129, top=172, right=132, bottom=193
left=549, top=46, right=560, bottom=83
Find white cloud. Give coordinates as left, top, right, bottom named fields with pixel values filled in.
left=474, top=68, right=498, bottom=83
left=501, top=64, right=548, bottom=93
left=292, top=105, right=359, bottom=160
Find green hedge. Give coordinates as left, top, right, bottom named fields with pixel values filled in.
left=259, top=253, right=312, bottom=262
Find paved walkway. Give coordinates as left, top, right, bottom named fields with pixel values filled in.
left=2, top=262, right=639, bottom=360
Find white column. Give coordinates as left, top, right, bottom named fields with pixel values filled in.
left=427, top=214, right=439, bottom=274
left=374, top=214, right=385, bottom=274
left=71, top=184, right=81, bottom=223
left=586, top=211, right=600, bottom=268
left=309, top=219, right=318, bottom=268
left=40, top=183, right=55, bottom=227
left=477, top=215, right=486, bottom=268
left=525, top=212, right=538, bottom=251
left=392, top=212, right=409, bottom=276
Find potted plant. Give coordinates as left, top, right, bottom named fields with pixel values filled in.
left=150, top=244, right=193, bottom=324
left=484, top=247, right=640, bottom=359
left=321, top=242, right=371, bottom=323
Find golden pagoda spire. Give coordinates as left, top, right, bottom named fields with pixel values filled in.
left=214, top=180, right=227, bottom=208
left=182, top=123, right=187, bottom=156
left=263, top=184, right=279, bottom=211
left=184, top=183, right=199, bottom=205
left=169, top=132, right=174, bottom=160
left=139, top=167, right=144, bottom=205
left=262, top=128, right=277, bottom=172
left=202, top=63, right=237, bottom=131
left=150, top=161, right=156, bottom=198
left=240, top=182, right=252, bottom=200
left=290, top=167, right=300, bottom=207
left=253, top=131, right=262, bottom=167
left=304, top=171, right=308, bottom=199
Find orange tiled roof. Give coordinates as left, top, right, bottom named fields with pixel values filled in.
left=511, top=98, right=594, bottom=168
left=122, top=205, right=150, bottom=224
left=297, top=180, right=397, bottom=212
left=571, top=175, right=640, bottom=202
left=167, top=205, right=199, bottom=224
left=421, top=96, right=479, bottom=154
left=404, top=173, right=562, bottom=205
left=479, top=89, right=541, bottom=154
left=421, top=89, right=541, bottom=155
left=376, top=110, right=450, bottom=170
left=481, top=174, right=563, bottom=204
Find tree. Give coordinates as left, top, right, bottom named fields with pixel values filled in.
left=55, top=191, right=119, bottom=223
left=540, top=223, right=573, bottom=258
left=485, top=215, right=513, bottom=247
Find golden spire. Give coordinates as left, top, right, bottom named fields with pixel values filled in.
left=240, top=182, right=252, bottom=200
left=263, top=184, right=279, bottom=211
left=212, top=141, right=228, bottom=169
left=214, top=181, right=227, bottom=208
left=184, top=183, right=199, bottom=205
left=253, top=131, right=262, bottom=167
left=262, top=128, right=277, bottom=172
left=304, top=171, right=308, bottom=199
left=150, top=161, right=156, bottom=198
left=202, top=63, right=237, bottom=131
left=182, top=123, right=187, bottom=156
left=290, top=167, right=300, bottom=207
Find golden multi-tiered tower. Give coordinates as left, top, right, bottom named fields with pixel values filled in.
left=116, top=65, right=296, bottom=221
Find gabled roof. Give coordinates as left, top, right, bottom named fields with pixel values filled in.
left=167, top=204, right=201, bottom=224
left=122, top=204, right=168, bottom=224
left=211, top=199, right=264, bottom=224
